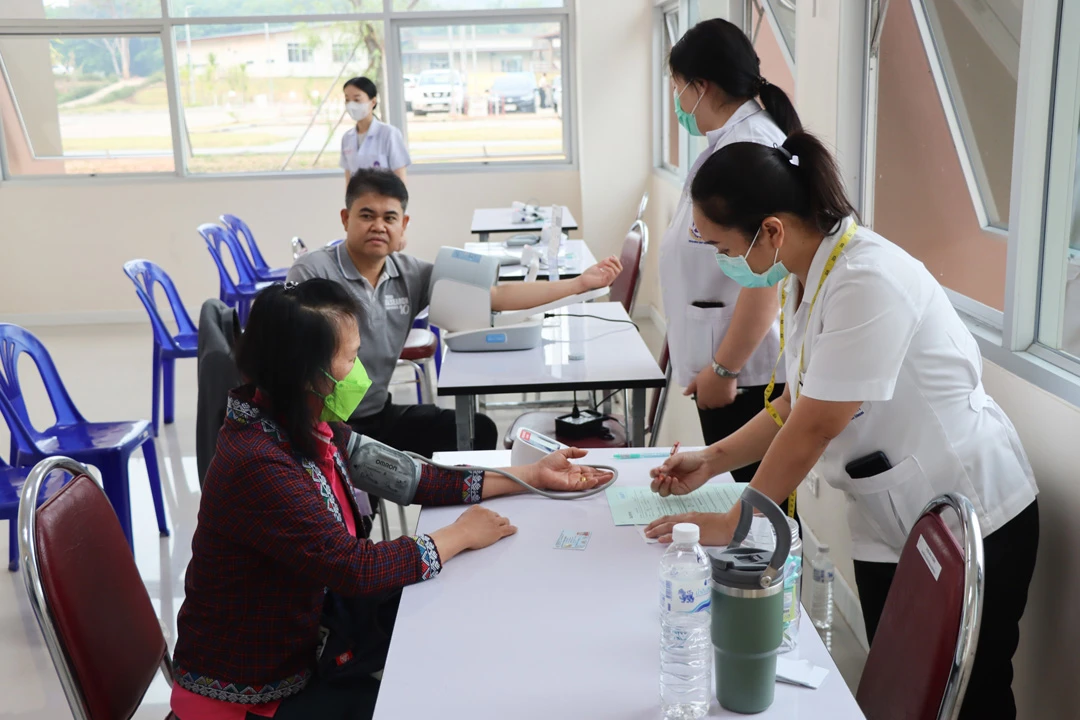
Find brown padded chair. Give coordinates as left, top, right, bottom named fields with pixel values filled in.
left=856, top=493, right=985, bottom=720
left=18, top=456, right=174, bottom=720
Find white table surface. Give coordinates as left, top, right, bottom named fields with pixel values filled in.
left=435, top=301, right=665, bottom=396
left=471, top=206, right=580, bottom=235
left=374, top=448, right=866, bottom=720
left=463, top=239, right=598, bottom=280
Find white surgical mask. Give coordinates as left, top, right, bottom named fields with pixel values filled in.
left=346, top=101, right=371, bottom=122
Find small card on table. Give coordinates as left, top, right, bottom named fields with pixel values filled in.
left=554, top=530, right=591, bottom=551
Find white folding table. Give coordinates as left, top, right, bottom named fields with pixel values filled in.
left=435, top=302, right=666, bottom=449
left=462, top=239, right=598, bottom=281
left=374, top=448, right=866, bottom=720
left=471, top=206, right=580, bottom=242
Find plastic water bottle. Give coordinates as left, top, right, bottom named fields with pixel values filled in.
left=659, top=523, right=712, bottom=719
left=781, top=516, right=803, bottom=652
left=808, top=544, right=835, bottom=631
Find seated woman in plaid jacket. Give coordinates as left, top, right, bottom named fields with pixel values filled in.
left=171, top=279, right=612, bottom=720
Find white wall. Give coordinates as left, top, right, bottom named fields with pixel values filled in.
left=0, top=169, right=581, bottom=323
left=575, top=0, right=653, bottom=264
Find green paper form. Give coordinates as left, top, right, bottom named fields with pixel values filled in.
left=605, top=484, right=745, bottom=526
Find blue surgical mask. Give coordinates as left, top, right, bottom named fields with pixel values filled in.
left=674, top=83, right=704, bottom=137
left=714, top=227, right=790, bottom=288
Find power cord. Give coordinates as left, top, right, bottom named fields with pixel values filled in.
left=543, top=312, right=640, bottom=330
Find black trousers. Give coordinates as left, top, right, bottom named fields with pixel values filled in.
left=250, top=674, right=381, bottom=720
left=244, top=593, right=401, bottom=720
left=854, top=500, right=1039, bottom=720
left=349, top=397, right=497, bottom=458
left=697, top=383, right=795, bottom=517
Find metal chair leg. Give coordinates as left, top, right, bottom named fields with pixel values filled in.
left=377, top=499, right=391, bottom=541
left=397, top=504, right=410, bottom=536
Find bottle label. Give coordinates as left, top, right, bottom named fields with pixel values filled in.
left=812, top=567, right=834, bottom=583
left=660, top=576, right=711, bottom=613
left=783, top=556, right=801, bottom=625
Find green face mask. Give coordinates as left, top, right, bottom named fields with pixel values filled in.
left=318, top=358, right=372, bottom=423
left=674, top=82, right=704, bottom=137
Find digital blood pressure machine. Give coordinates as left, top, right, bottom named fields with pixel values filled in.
left=428, top=246, right=607, bottom=353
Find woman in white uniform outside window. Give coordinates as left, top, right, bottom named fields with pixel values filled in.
left=340, top=76, right=410, bottom=189
left=660, top=20, right=801, bottom=507
left=645, top=133, right=1039, bottom=719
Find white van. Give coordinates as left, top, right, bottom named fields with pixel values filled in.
left=413, top=69, right=466, bottom=115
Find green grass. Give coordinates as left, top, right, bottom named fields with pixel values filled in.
left=63, top=132, right=290, bottom=152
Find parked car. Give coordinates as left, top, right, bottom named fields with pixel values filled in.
left=489, top=73, right=539, bottom=114
left=413, top=69, right=467, bottom=115
left=553, top=75, right=562, bottom=116
left=404, top=74, right=419, bottom=112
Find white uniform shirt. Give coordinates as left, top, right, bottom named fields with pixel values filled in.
left=340, top=118, right=411, bottom=176
left=659, top=100, right=787, bottom=388
left=786, top=217, right=1038, bottom=562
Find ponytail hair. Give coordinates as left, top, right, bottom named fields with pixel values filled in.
left=690, top=131, right=859, bottom=239
left=669, top=18, right=802, bottom=136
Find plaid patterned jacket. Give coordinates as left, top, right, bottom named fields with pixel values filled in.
left=173, top=386, right=483, bottom=704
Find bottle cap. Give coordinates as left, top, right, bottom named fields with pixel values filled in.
left=672, top=523, right=699, bottom=545
left=818, top=543, right=829, bottom=553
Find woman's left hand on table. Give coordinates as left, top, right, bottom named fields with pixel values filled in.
left=532, top=448, right=613, bottom=492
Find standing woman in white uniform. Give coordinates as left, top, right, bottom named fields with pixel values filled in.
left=646, top=133, right=1039, bottom=719
left=340, top=76, right=410, bottom=189
left=660, top=20, right=801, bottom=506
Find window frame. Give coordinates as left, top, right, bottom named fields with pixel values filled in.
left=754, top=0, right=795, bottom=76
left=388, top=12, right=574, bottom=172
left=652, top=0, right=696, bottom=185
left=909, top=0, right=1017, bottom=234
left=934, top=0, right=1080, bottom=410
left=0, top=0, right=577, bottom=181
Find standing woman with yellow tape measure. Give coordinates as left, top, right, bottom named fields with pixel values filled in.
left=645, top=132, right=1039, bottom=720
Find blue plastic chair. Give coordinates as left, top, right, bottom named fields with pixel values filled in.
left=412, top=307, right=442, bottom=378
left=199, top=223, right=272, bottom=326
left=0, top=324, right=169, bottom=551
left=220, top=214, right=289, bottom=283
left=123, top=260, right=199, bottom=436
left=0, top=454, right=69, bottom=571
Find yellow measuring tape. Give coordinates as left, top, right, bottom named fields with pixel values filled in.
left=763, top=222, right=858, bottom=517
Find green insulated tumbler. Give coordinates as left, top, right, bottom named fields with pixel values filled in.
left=709, top=486, right=791, bottom=714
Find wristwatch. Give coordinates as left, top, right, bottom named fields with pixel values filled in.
left=711, top=361, right=740, bottom=379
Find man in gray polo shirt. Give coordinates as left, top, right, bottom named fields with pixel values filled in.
left=287, top=169, right=622, bottom=456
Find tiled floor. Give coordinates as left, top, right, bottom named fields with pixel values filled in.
left=0, top=321, right=865, bottom=718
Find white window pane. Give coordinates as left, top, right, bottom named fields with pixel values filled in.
left=0, top=0, right=159, bottom=19
left=172, top=0, right=379, bottom=16
left=400, top=23, right=564, bottom=165
left=763, top=0, right=796, bottom=58
left=661, top=9, right=678, bottom=171
left=174, top=21, right=385, bottom=174
left=0, top=35, right=174, bottom=175
left=920, top=0, right=1023, bottom=228
left=393, top=0, right=563, bottom=10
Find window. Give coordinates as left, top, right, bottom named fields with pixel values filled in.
left=172, top=0, right=380, bottom=15
left=393, top=0, right=563, bottom=9
left=399, top=22, right=566, bottom=165
left=0, top=1, right=574, bottom=178
left=758, top=0, right=796, bottom=65
left=0, top=35, right=174, bottom=175
left=176, top=22, right=384, bottom=174
left=916, top=0, right=1023, bottom=230
left=660, top=6, right=679, bottom=173
left=0, top=0, right=160, bottom=19
left=287, top=43, right=312, bottom=63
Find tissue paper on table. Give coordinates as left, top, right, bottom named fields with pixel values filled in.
left=776, top=657, right=829, bottom=689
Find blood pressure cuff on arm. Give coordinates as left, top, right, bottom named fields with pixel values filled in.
left=344, top=433, right=422, bottom=506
